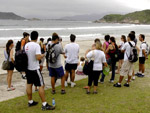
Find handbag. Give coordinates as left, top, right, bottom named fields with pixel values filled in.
left=83, top=51, right=95, bottom=75
left=2, top=52, right=11, bottom=70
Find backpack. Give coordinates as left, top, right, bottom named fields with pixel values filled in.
left=15, top=41, right=21, bottom=52
left=109, top=44, right=119, bottom=62
left=15, top=50, right=28, bottom=72
left=126, top=42, right=138, bottom=63
left=46, top=43, right=57, bottom=64
left=142, top=42, right=150, bottom=56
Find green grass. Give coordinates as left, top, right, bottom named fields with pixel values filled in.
left=1, top=59, right=150, bottom=113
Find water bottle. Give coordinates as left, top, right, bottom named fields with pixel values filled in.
left=52, top=98, right=55, bottom=107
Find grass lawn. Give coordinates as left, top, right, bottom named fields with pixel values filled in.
left=1, top=60, right=150, bottom=113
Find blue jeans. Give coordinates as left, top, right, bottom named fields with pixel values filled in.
left=100, top=58, right=116, bottom=82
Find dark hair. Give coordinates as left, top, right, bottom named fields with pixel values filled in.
left=80, top=57, right=85, bottom=62
left=70, top=34, right=76, bottom=42
left=40, top=38, right=44, bottom=42
left=110, top=37, right=116, bottom=43
left=94, top=38, right=100, bottom=43
left=31, top=31, right=38, bottom=40
left=6, top=40, right=13, bottom=54
left=23, top=32, right=29, bottom=38
left=140, top=34, right=145, bottom=40
left=105, top=35, right=110, bottom=42
left=128, top=33, right=135, bottom=41
left=47, top=38, right=52, bottom=43
left=130, top=31, right=135, bottom=35
left=52, top=33, right=59, bottom=41
left=121, top=35, right=127, bottom=43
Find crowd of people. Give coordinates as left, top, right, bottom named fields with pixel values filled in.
left=2, top=30, right=149, bottom=110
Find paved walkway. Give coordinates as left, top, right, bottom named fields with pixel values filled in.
left=0, top=69, right=87, bottom=102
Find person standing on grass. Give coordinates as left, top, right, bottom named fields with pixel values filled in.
left=135, top=34, right=147, bottom=77
left=25, top=31, right=55, bottom=110
left=114, top=33, right=135, bottom=87
left=47, top=33, right=66, bottom=94
left=116, top=35, right=127, bottom=74
left=39, top=38, right=46, bottom=71
left=86, top=41, right=107, bottom=94
left=106, top=37, right=119, bottom=83
left=64, top=34, right=80, bottom=88
left=99, top=35, right=110, bottom=83
left=4, top=40, right=15, bottom=91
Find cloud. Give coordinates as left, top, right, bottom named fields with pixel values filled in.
left=0, top=0, right=149, bottom=19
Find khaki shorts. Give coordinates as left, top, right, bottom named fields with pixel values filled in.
left=120, top=61, right=134, bottom=76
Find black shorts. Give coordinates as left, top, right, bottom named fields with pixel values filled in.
left=139, top=57, right=145, bottom=64
left=8, top=62, right=14, bottom=70
left=65, top=63, right=78, bottom=71
left=26, top=69, right=44, bottom=87
left=119, top=52, right=124, bottom=60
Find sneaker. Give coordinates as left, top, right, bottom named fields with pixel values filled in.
left=41, top=103, right=55, bottom=110
left=28, top=101, right=38, bottom=107
left=22, top=75, right=27, bottom=79
left=109, top=80, right=114, bottom=83
left=113, top=83, right=121, bottom=87
left=137, top=74, right=144, bottom=78
left=125, top=79, right=131, bottom=82
left=51, top=90, right=56, bottom=94
left=7, top=87, right=15, bottom=91
left=99, top=80, right=104, bottom=84
left=86, top=90, right=90, bottom=94
left=65, top=81, right=68, bottom=87
left=71, top=82, right=76, bottom=88
left=93, top=91, right=98, bottom=94
left=61, top=90, right=66, bottom=94
left=124, top=83, right=130, bottom=87
left=132, top=76, right=135, bottom=80
left=135, top=73, right=142, bottom=76
left=35, top=89, right=38, bottom=92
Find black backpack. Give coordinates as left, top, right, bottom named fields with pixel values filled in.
left=15, top=50, right=28, bottom=72
left=126, top=42, right=138, bottom=63
left=15, top=41, right=21, bottom=52
left=46, top=43, right=57, bottom=64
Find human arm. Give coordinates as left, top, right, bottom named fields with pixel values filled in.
left=21, top=40, right=26, bottom=50
left=10, top=49, right=14, bottom=63
left=35, top=45, right=44, bottom=61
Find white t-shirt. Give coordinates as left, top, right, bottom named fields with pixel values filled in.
left=139, top=42, right=147, bottom=57
left=122, top=41, right=135, bottom=61
left=64, top=43, right=80, bottom=64
left=86, top=50, right=106, bottom=71
left=25, top=42, right=41, bottom=70
left=120, top=41, right=125, bottom=50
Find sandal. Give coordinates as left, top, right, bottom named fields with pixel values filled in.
left=7, top=87, right=15, bottom=91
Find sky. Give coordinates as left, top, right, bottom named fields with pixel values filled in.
left=0, top=0, right=150, bottom=19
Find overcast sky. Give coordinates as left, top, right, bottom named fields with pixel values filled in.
left=0, top=0, right=150, bottom=19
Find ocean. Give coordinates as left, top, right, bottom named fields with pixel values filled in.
left=0, top=20, right=150, bottom=45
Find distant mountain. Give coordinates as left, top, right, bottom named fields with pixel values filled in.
left=95, top=10, right=150, bottom=24
left=0, top=12, right=25, bottom=20
left=61, top=14, right=107, bottom=21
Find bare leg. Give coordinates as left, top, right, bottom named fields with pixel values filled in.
left=94, top=86, right=97, bottom=92
left=65, top=71, right=69, bottom=81
left=71, top=70, right=75, bottom=82
left=51, top=77, right=55, bottom=90
left=26, top=84, right=33, bottom=100
left=118, top=76, right=124, bottom=84
left=127, top=75, right=132, bottom=83
left=61, top=75, right=65, bottom=90
left=7, top=70, right=13, bottom=88
left=87, top=86, right=91, bottom=92
left=38, top=86, right=46, bottom=102
left=40, top=66, right=43, bottom=72
left=141, top=64, right=145, bottom=73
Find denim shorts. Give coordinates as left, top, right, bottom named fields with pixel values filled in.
left=48, top=66, right=64, bottom=78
